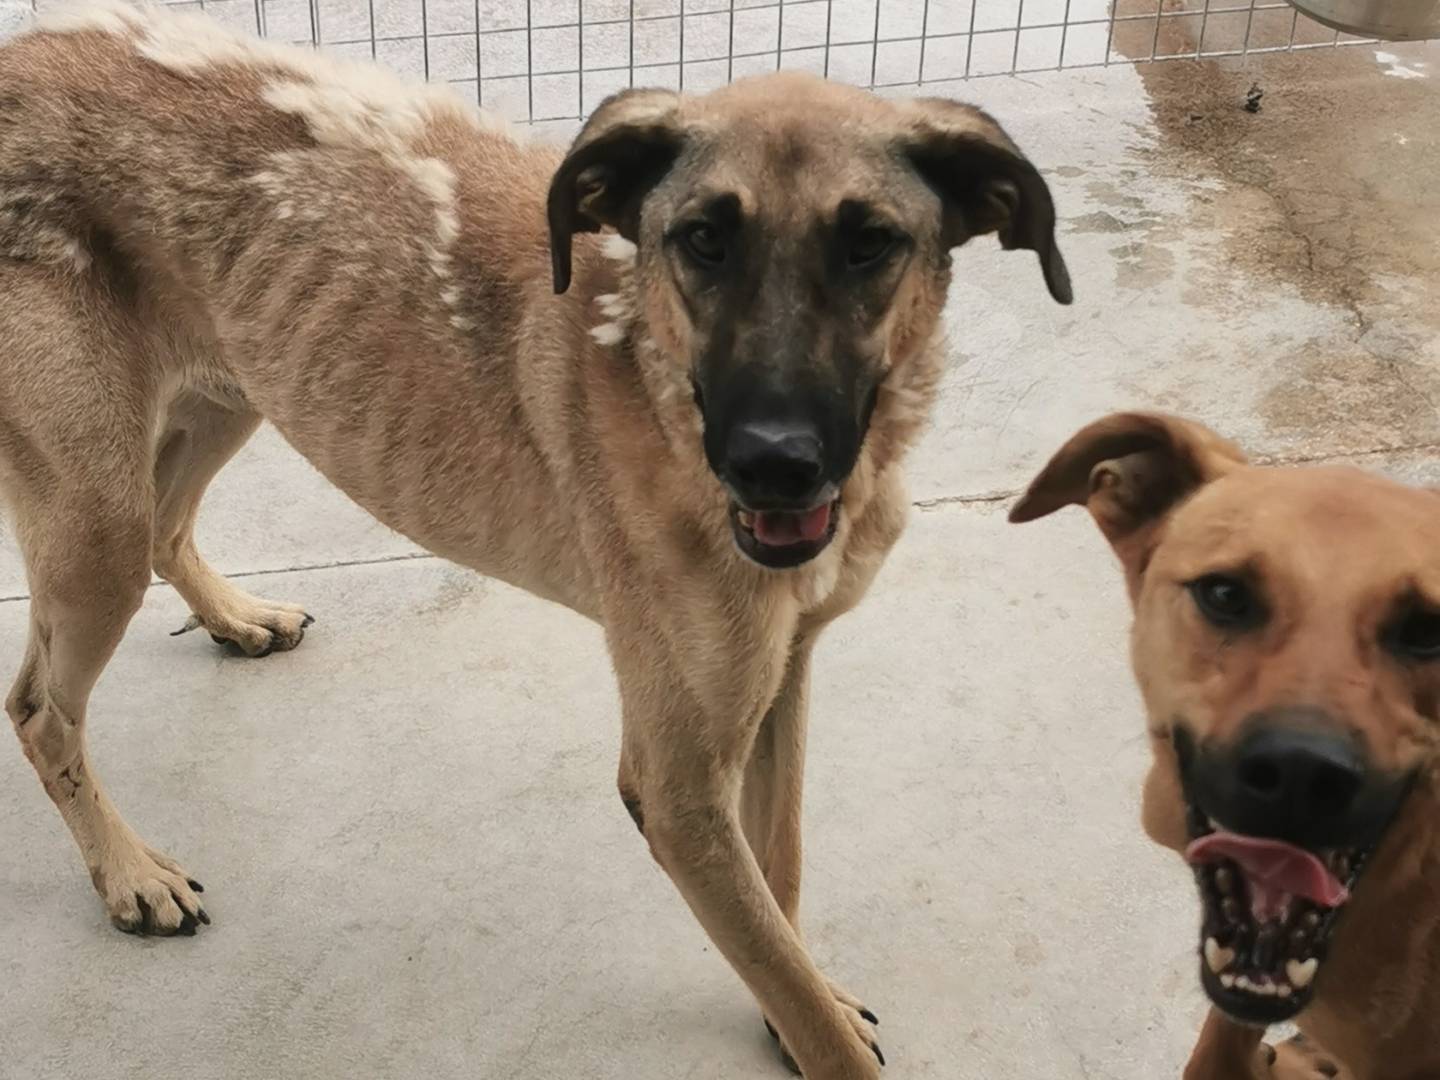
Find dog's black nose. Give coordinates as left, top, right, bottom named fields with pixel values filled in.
left=1187, top=711, right=1408, bottom=850
left=723, top=419, right=825, bottom=507
left=1234, top=726, right=1365, bottom=821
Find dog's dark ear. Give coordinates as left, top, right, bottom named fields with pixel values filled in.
left=901, top=98, right=1072, bottom=305
left=547, top=88, right=684, bottom=294
left=1009, top=412, right=1247, bottom=582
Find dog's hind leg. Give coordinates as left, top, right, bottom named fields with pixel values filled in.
left=152, top=391, right=310, bottom=657
left=1, top=273, right=207, bottom=934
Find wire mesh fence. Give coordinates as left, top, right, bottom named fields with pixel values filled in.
left=14, top=0, right=1400, bottom=123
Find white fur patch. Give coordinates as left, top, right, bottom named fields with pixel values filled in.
left=62, top=237, right=91, bottom=272
left=37, top=0, right=511, bottom=141
left=589, top=322, right=625, bottom=346
left=601, top=234, right=637, bottom=263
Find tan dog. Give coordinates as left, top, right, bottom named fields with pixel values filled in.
left=0, top=3, right=1070, bottom=1075
left=1010, top=411, right=1440, bottom=1080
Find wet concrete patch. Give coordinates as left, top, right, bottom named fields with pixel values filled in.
left=1122, top=21, right=1440, bottom=451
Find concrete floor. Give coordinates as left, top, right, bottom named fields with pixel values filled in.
left=1, top=15, right=1439, bottom=1080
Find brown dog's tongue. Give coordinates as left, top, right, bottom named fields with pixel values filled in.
left=1187, top=832, right=1349, bottom=916
left=754, top=504, right=832, bottom=547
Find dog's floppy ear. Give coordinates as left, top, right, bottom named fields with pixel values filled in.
left=547, top=87, right=684, bottom=294
left=1009, top=412, right=1247, bottom=578
left=901, top=98, right=1072, bottom=304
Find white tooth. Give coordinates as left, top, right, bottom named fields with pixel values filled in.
left=737, top=511, right=755, bottom=528
left=1277, top=983, right=1294, bottom=998
left=1286, top=958, right=1318, bottom=990
left=1204, top=938, right=1236, bottom=974
left=1235, top=975, right=1252, bottom=992
left=1220, top=974, right=1236, bottom=989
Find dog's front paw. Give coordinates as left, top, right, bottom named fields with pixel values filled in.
left=172, top=598, right=312, bottom=657
left=1268, top=1035, right=1347, bottom=1079
left=763, top=980, right=883, bottom=1075
left=93, top=840, right=210, bottom=936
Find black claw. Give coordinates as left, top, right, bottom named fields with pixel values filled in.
left=210, top=633, right=231, bottom=648
left=762, top=1019, right=800, bottom=1075
left=301, top=614, right=315, bottom=628
left=779, top=1047, right=801, bottom=1077
left=172, top=892, right=200, bottom=936
left=859, top=1008, right=879, bottom=1026
left=197, top=908, right=211, bottom=926
left=186, top=879, right=204, bottom=893
left=872, top=1043, right=886, bottom=1067
left=253, top=638, right=276, bottom=659
left=135, top=895, right=154, bottom=934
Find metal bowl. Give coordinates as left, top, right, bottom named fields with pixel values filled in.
left=1286, top=0, right=1440, bottom=39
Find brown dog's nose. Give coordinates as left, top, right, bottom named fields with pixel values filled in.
left=1234, top=726, right=1364, bottom=821
left=1184, top=710, right=1408, bottom=850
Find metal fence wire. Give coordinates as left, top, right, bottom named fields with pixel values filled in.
left=23, top=0, right=1398, bottom=123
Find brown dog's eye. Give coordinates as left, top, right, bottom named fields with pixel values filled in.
left=681, top=223, right=725, bottom=267
left=1188, top=574, right=1263, bottom=630
left=849, top=226, right=897, bottom=269
left=1387, top=606, right=1440, bottom=662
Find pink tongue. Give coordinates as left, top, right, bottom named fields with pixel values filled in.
left=1187, top=831, right=1349, bottom=918
left=753, top=503, right=832, bottom=547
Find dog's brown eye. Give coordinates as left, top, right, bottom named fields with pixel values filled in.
left=1387, top=606, right=1440, bottom=662
left=1189, top=574, right=1262, bottom=630
left=849, top=227, right=895, bottom=268
left=682, top=223, right=725, bottom=267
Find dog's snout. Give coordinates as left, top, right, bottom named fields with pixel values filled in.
left=1189, top=709, right=1410, bottom=850
left=723, top=419, right=825, bottom=507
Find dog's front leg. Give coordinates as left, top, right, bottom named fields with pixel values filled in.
left=613, top=626, right=883, bottom=1079
left=741, top=637, right=880, bottom=1073
left=1182, top=1011, right=1273, bottom=1079
left=740, top=637, right=812, bottom=927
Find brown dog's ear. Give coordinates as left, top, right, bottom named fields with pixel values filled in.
left=901, top=98, right=1072, bottom=304
left=546, top=87, right=684, bottom=294
left=1009, top=412, right=1246, bottom=569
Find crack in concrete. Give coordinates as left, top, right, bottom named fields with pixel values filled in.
left=913, top=438, right=1440, bottom=514
left=0, top=440, right=1435, bottom=604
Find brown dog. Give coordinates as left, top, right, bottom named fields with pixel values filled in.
left=0, top=2, right=1070, bottom=1075
left=1010, top=411, right=1440, bottom=1080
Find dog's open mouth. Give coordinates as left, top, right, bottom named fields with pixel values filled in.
left=1185, top=805, right=1371, bottom=1023
left=730, top=498, right=840, bottom=568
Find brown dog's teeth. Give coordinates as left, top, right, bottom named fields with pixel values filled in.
left=1204, top=937, right=1236, bottom=974
left=1286, top=957, right=1319, bottom=989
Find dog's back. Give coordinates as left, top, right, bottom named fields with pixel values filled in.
left=0, top=3, right=592, bottom=592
